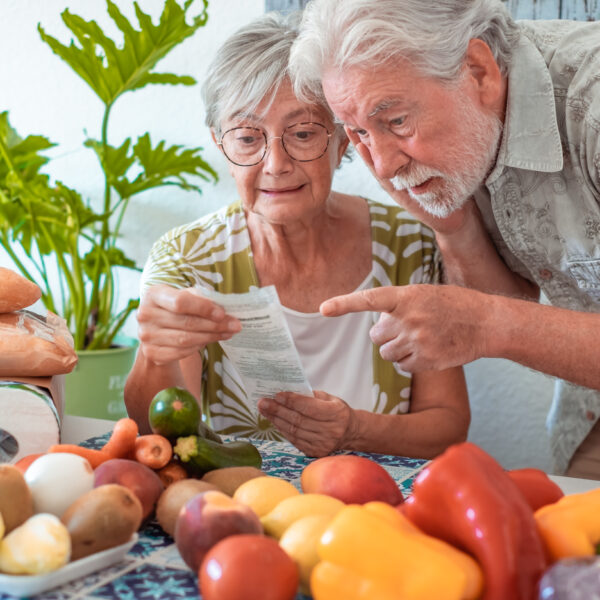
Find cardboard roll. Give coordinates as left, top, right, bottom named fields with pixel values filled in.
left=0, top=382, right=60, bottom=463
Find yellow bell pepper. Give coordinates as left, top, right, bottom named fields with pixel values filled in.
left=535, top=488, right=600, bottom=562
left=310, top=502, right=484, bottom=600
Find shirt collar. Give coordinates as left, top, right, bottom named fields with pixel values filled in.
left=487, top=31, right=563, bottom=183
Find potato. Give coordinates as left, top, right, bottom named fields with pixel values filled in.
left=94, top=458, right=164, bottom=522
left=0, top=464, right=34, bottom=533
left=61, top=484, right=142, bottom=560
left=0, top=514, right=70, bottom=574
left=156, top=479, right=219, bottom=537
left=201, top=466, right=267, bottom=496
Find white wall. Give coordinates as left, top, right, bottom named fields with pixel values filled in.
left=0, top=0, right=556, bottom=471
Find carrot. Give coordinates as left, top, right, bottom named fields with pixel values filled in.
left=47, top=444, right=111, bottom=468
left=13, top=452, right=43, bottom=474
left=102, top=418, right=139, bottom=458
left=133, top=434, right=173, bottom=470
left=157, top=460, right=188, bottom=487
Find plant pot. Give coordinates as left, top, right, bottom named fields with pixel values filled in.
left=64, top=336, right=138, bottom=420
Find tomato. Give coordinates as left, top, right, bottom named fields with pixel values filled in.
left=199, top=534, right=299, bottom=600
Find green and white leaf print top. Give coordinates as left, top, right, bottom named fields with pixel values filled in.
left=141, top=199, right=441, bottom=440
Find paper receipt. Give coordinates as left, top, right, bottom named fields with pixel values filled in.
left=199, top=285, right=313, bottom=410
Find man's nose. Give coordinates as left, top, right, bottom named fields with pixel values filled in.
left=369, top=132, right=409, bottom=180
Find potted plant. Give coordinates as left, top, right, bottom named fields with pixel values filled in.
left=0, top=0, right=217, bottom=418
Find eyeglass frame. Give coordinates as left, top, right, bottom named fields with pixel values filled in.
left=217, top=121, right=333, bottom=167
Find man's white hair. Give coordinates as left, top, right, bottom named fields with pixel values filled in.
left=290, top=0, right=519, bottom=104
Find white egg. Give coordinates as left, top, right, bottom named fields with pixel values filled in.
left=24, top=453, right=95, bottom=517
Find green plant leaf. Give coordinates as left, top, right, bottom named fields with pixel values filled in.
left=112, top=132, right=218, bottom=198
left=84, top=137, right=135, bottom=183
left=38, top=0, right=209, bottom=107
left=0, top=112, right=55, bottom=181
left=2, top=0, right=216, bottom=350
left=83, top=245, right=138, bottom=280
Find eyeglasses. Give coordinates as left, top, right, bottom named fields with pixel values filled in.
left=218, top=122, right=332, bottom=167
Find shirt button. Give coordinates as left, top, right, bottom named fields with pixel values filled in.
left=539, top=269, right=553, bottom=280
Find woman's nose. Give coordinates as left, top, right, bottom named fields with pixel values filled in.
left=263, top=136, right=293, bottom=175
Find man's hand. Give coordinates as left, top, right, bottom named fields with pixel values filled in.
left=257, top=391, right=358, bottom=457
left=321, top=284, right=491, bottom=372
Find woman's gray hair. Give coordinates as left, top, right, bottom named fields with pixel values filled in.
left=290, top=0, right=520, bottom=104
left=202, top=11, right=339, bottom=139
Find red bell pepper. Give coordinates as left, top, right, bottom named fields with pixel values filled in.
left=507, top=467, right=564, bottom=512
left=403, top=442, right=547, bottom=600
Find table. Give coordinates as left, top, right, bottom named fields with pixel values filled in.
left=59, top=415, right=600, bottom=496
left=0, top=433, right=428, bottom=600
left=3, top=418, right=598, bottom=599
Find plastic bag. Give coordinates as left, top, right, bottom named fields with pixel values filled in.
left=0, top=310, right=78, bottom=376
left=538, top=557, right=600, bottom=599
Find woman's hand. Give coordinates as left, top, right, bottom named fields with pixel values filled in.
left=257, top=391, right=358, bottom=457
left=136, top=284, right=241, bottom=365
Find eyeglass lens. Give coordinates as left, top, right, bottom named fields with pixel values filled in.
left=221, top=122, right=330, bottom=166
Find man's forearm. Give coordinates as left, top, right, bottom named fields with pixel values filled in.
left=486, top=294, right=600, bottom=390
left=436, top=202, right=539, bottom=300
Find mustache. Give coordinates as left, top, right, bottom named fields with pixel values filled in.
left=390, top=164, right=446, bottom=191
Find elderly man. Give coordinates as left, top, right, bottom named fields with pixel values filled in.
left=290, top=0, right=600, bottom=477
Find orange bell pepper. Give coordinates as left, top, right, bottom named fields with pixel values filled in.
left=535, top=488, right=600, bottom=562
left=310, top=501, right=484, bottom=600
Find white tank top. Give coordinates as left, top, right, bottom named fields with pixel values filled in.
left=281, top=272, right=374, bottom=410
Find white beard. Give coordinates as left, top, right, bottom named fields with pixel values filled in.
left=390, top=98, right=503, bottom=218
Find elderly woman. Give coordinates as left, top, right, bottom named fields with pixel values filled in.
left=124, top=11, right=469, bottom=459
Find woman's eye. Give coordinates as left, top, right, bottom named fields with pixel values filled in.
left=238, top=135, right=260, bottom=145
left=292, top=130, right=314, bottom=141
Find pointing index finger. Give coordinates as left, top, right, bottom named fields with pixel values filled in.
left=320, top=287, right=401, bottom=317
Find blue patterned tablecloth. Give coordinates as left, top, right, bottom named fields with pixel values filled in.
left=0, top=437, right=428, bottom=600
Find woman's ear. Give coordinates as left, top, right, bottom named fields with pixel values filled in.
left=210, top=128, right=220, bottom=147
left=334, top=131, right=351, bottom=167
left=464, top=38, right=506, bottom=115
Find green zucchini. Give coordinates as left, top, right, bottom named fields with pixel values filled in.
left=173, top=435, right=262, bottom=475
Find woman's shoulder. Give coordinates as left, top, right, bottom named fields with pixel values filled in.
left=154, top=201, right=247, bottom=248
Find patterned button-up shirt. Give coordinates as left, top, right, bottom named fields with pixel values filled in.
left=473, top=19, right=600, bottom=473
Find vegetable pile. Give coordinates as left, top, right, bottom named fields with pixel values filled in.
left=2, top=386, right=600, bottom=600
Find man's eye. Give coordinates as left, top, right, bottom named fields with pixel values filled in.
left=389, top=117, right=408, bottom=133
left=354, top=129, right=368, bottom=138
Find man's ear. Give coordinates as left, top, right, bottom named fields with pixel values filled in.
left=464, top=38, right=506, bottom=114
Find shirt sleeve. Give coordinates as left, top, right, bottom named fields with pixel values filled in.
left=139, top=235, right=193, bottom=297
